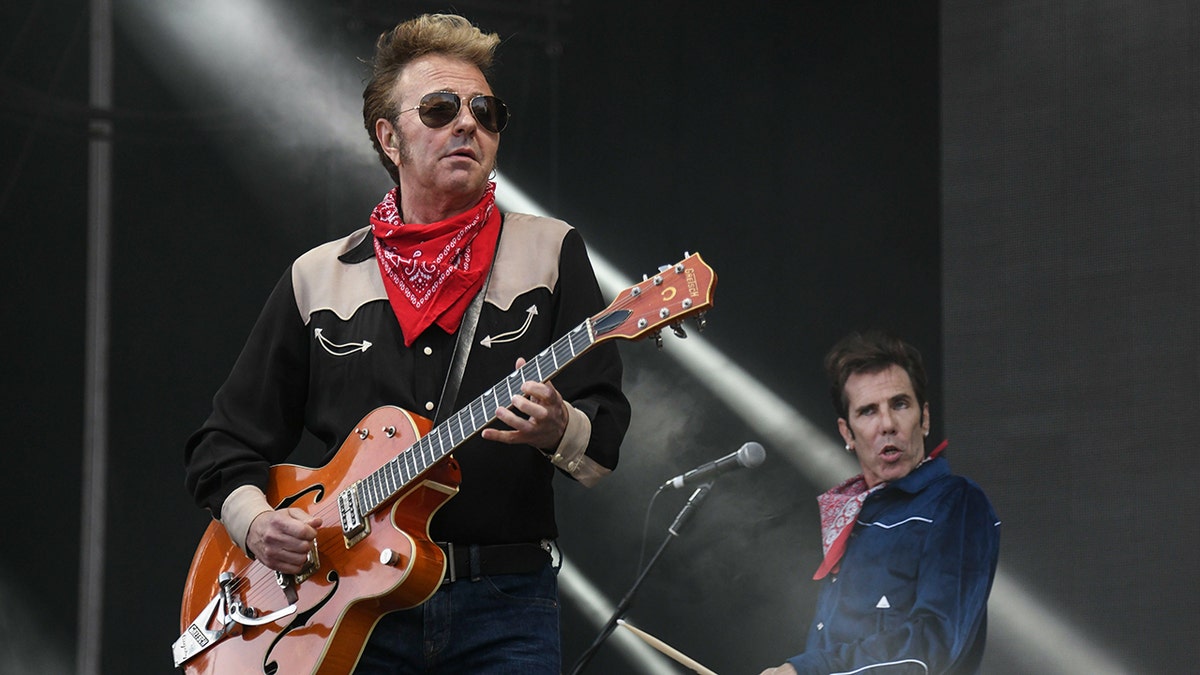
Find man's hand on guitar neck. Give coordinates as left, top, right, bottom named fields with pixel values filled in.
left=482, top=357, right=570, bottom=453
left=247, top=508, right=323, bottom=574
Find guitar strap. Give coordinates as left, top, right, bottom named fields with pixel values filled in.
left=433, top=218, right=502, bottom=425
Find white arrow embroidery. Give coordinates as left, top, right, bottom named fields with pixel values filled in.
left=480, top=305, right=537, bottom=348
left=314, top=328, right=372, bottom=356
left=876, top=596, right=891, bottom=609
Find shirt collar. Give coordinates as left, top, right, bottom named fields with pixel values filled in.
left=338, top=213, right=510, bottom=264
left=888, top=451, right=950, bottom=494
left=338, top=229, right=376, bottom=264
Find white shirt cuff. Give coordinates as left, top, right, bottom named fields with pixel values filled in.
left=548, top=404, right=611, bottom=487
left=218, top=485, right=273, bottom=557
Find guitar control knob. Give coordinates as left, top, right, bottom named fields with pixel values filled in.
left=380, top=549, right=402, bottom=566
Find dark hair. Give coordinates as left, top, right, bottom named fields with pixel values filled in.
left=362, top=14, right=501, bottom=185
left=824, top=330, right=928, bottom=420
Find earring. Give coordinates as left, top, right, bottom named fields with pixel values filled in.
left=845, top=444, right=853, bottom=453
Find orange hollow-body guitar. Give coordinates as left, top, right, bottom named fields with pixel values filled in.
left=174, top=253, right=716, bottom=674
left=177, top=407, right=456, bottom=674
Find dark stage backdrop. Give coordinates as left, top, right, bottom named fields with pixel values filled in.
left=11, top=1, right=1191, bottom=674
left=943, top=2, right=1199, bottom=674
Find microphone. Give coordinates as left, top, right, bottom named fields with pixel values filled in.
left=662, top=442, right=766, bottom=489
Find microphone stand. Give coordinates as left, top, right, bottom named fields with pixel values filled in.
left=567, top=482, right=714, bottom=675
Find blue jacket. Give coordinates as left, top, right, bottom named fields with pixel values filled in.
left=788, top=455, right=1001, bottom=674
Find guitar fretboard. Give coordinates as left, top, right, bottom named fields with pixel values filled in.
left=354, top=318, right=597, bottom=515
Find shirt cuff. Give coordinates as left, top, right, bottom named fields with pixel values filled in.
left=548, top=403, right=611, bottom=487
left=219, top=484, right=274, bottom=558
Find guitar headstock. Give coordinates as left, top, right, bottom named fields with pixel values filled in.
left=591, top=252, right=716, bottom=346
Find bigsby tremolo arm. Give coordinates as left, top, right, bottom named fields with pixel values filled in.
left=172, top=571, right=298, bottom=667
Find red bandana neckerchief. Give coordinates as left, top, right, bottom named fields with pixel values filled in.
left=812, top=439, right=948, bottom=580
left=371, top=182, right=501, bottom=346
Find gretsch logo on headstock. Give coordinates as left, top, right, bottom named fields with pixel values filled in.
left=685, top=267, right=700, bottom=297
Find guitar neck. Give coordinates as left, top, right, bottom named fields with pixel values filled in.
left=354, top=316, right=600, bottom=515
left=349, top=251, right=715, bottom=516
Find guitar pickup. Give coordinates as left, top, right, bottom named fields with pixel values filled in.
left=337, top=483, right=369, bottom=546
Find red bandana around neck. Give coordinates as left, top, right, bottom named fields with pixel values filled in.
left=371, top=182, right=501, bottom=346
left=812, top=439, right=948, bottom=580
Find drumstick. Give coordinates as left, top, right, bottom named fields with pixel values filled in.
left=617, top=619, right=719, bottom=675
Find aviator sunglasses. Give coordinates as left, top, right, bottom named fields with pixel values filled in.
left=400, top=91, right=510, bottom=133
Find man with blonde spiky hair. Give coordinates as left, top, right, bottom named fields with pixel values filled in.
left=185, top=13, right=629, bottom=673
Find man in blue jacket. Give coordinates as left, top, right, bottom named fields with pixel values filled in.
left=760, top=330, right=1000, bottom=675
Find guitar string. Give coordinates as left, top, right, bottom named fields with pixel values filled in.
left=213, top=270, right=694, bottom=612
left=216, top=268, right=701, bottom=612
left=208, top=267, right=702, bottom=615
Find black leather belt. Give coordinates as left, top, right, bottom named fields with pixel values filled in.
left=437, top=542, right=551, bottom=584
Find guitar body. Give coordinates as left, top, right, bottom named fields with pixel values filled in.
left=178, top=406, right=461, bottom=675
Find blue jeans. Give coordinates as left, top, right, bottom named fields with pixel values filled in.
left=354, top=560, right=561, bottom=674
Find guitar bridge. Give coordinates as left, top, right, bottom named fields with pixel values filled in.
left=283, top=542, right=320, bottom=585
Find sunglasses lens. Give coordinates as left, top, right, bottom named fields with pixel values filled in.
left=418, top=92, right=461, bottom=128
left=414, top=92, right=508, bottom=133
left=470, top=96, right=509, bottom=133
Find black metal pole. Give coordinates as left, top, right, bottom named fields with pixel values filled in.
left=78, top=1, right=113, bottom=673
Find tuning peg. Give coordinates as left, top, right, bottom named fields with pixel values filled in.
left=695, top=312, right=708, bottom=331
left=670, top=322, right=688, bottom=339
left=652, top=331, right=664, bottom=349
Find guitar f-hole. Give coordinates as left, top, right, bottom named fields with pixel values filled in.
left=263, top=570, right=341, bottom=675
left=275, top=483, right=325, bottom=510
